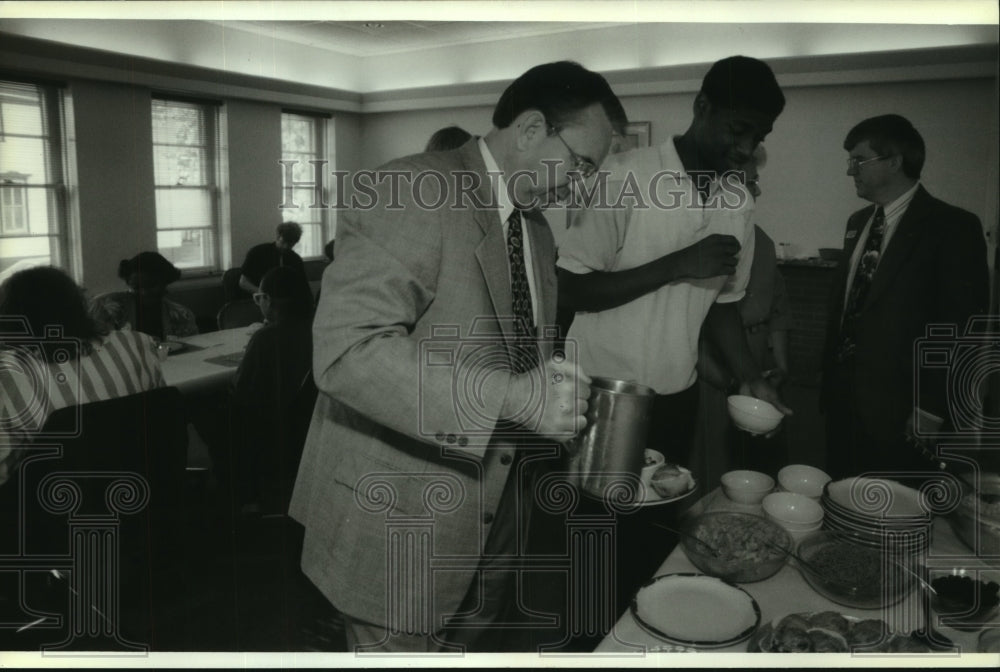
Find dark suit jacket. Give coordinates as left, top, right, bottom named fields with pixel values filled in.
left=289, top=139, right=559, bottom=628
left=822, top=185, right=988, bottom=449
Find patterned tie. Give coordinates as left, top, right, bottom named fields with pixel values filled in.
left=837, top=206, right=886, bottom=362
left=506, top=209, right=539, bottom=373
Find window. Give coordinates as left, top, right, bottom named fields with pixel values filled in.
left=0, top=80, right=72, bottom=281
left=152, top=97, right=223, bottom=271
left=281, top=111, right=332, bottom=258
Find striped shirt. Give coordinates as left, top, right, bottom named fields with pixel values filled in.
left=0, top=329, right=165, bottom=485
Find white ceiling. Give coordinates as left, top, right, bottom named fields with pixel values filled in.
left=210, top=20, right=624, bottom=57
left=0, top=4, right=997, bottom=94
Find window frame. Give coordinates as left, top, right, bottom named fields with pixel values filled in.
left=0, top=78, right=75, bottom=279
left=150, top=95, right=226, bottom=274
left=280, top=109, right=333, bottom=260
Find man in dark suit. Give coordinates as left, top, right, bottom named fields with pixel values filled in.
left=822, top=114, right=989, bottom=479
left=289, top=62, right=626, bottom=652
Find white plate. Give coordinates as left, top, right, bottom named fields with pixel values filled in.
left=824, top=477, right=929, bottom=519
left=631, top=573, right=761, bottom=648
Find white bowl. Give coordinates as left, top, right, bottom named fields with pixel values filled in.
left=721, top=470, right=774, bottom=505
left=762, top=492, right=825, bottom=531
left=777, top=464, right=832, bottom=499
left=727, top=395, right=783, bottom=435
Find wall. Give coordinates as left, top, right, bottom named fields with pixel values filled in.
left=360, top=76, right=998, bottom=263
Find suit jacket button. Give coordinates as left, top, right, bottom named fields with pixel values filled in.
left=446, top=434, right=457, bottom=444
left=500, top=454, right=513, bottom=465
left=483, top=512, right=494, bottom=524
left=457, top=436, right=468, bottom=447
left=435, top=432, right=445, bottom=442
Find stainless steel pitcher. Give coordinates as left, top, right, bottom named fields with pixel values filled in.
left=565, top=377, right=656, bottom=499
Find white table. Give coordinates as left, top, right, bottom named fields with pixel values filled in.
left=161, top=326, right=255, bottom=394
left=596, top=487, right=997, bottom=656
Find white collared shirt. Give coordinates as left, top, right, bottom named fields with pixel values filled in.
left=843, top=181, right=921, bottom=313
left=556, top=137, right=756, bottom=394
left=478, top=137, right=538, bottom=326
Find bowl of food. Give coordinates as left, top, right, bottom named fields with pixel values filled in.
left=641, top=449, right=666, bottom=486
left=727, top=395, right=783, bottom=435
left=796, top=530, right=915, bottom=609
left=721, top=469, right=774, bottom=505
left=762, top=492, right=824, bottom=532
left=929, top=568, right=1000, bottom=631
left=777, top=464, right=831, bottom=499
left=680, top=511, right=791, bottom=583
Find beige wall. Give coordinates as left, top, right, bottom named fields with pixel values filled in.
left=358, top=77, right=998, bottom=262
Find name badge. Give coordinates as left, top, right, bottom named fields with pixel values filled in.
left=845, top=230, right=858, bottom=239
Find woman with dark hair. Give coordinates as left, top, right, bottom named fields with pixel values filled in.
left=227, top=266, right=315, bottom=513
left=90, top=251, right=198, bottom=340
left=0, top=266, right=165, bottom=485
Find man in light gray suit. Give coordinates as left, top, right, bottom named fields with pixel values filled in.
left=289, top=62, right=627, bottom=652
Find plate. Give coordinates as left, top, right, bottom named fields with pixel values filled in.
left=748, top=611, right=941, bottom=653
left=824, top=477, right=929, bottom=520
left=638, top=477, right=699, bottom=507
left=631, top=573, right=761, bottom=648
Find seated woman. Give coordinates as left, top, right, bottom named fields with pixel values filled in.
left=229, top=266, right=315, bottom=514
left=90, top=251, right=198, bottom=340
left=0, top=266, right=165, bottom=486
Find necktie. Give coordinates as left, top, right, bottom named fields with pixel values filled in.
left=506, top=210, right=538, bottom=373
left=837, top=206, right=886, bottom=362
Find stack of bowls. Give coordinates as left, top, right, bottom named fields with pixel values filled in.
left=762, top=492, right=824, bottom=539
left=820, top=477, right=931, bottom=555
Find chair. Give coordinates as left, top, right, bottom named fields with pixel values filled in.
left=0, top=387, right=189, bottom=650
left=221, top=267, right=248, bottom=302
left=216, top=298, right=260, bottom=330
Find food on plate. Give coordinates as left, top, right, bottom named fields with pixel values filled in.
left=750, top=612, right=931, bottom=653
left=649, top=463, right=694, bottom=498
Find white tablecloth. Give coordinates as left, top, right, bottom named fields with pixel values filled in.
left=595, top=487, right=997, bottom=657
left=161, top=326, right=255, bottom=394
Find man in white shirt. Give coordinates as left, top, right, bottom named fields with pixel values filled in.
left=822, top=114, right=989, bottom=478
left=558, top=56, right=791, bottom=471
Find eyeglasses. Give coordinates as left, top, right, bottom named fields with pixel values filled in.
left=847, top=155, right=889, bottom=172
left=252, top=292, right=268, bottom=305
left=548, top=125, right=598, bottom=179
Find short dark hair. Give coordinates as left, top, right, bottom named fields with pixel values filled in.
left=117, top=251, right=181, bottom=286
left=425, top=126, right=473, bottom=152
left=843, top=114, right=926, bottom=179
left=260, top=266, right=313, bottom=320
left=276, top=222, right=303, bottom=246
left=701, top=56, right=785, bottom=118
left=492, top=61, right=628, bottom=134
left=0, top=266, right=105, bottom=360
left=323, top=239, right=335, bottom=261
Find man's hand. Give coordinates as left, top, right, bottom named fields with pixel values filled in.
left=740, top=376, right=793, bottom=416
left=503, top=355, right=591, bottom=439
left=665, top=234, right=741, bottom=281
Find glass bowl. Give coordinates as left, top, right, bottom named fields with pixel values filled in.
left=795, top=530, right=915, bottom=609
left=680, top=511, right=791, bottom=583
